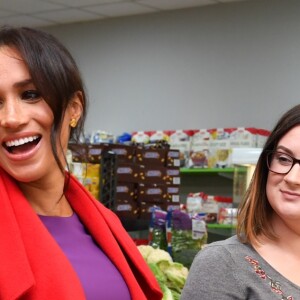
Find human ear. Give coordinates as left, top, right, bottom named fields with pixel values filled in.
left=68, top=91, right=83, bottom=125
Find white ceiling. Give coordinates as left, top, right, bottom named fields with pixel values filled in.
left=0, top=0, right=254, bottom=28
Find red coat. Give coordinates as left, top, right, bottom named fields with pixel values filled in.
left=0, top=169, right=162, bottom=300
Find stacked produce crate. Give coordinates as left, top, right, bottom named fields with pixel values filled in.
left=67, top=142, right=181, bottom=221
left=113, top=143, right=181, bottom=221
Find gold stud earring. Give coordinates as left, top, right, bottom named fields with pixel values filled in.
left=70, top=118, right=77, bottom=128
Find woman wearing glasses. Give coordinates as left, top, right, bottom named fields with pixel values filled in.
left=181, top=105, right=300, bottom=300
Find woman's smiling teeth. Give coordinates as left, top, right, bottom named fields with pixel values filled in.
left=5, top=135, right=40, bottom=147
left=4, top=135, right=41, bottom=154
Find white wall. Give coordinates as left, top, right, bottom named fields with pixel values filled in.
left=43, top=0, right=300, bottom=136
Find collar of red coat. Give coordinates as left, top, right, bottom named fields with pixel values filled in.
left=0, top=169, right=162, bottom=300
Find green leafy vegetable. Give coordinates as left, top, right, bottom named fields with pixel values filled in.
left=138, top=245, right=189, bottom=300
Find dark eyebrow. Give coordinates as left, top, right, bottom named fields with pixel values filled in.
left=13, top=79, right=34, bottom=89
left=276, top=145, right=293, bottom=156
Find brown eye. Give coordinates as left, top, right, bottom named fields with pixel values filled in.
left=21, top=90, right=41, bottom=101
left=274, top=153, right=293, bottom=166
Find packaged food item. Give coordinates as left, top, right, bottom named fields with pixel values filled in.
left=164, top=202, right=181, bottom=212
left=256, top=128, right=271, bottom=148
left=169, top=141, right=191, bottom=168
left=209, top=128, right=233, bottom=168
left=188, top=147, right=209, bottom=168
left=148, top=130, right=170, bottom=143
left=169, top=130, right=193, bottom=143
left=83, top=176, right=100, bottom=199
left=90, top=130, right=115, bottom=144
left=218, top=207, right=238, bottom=225
left=201, top=194, right=219, bottom=223
left=70, top=162, right=86, bottom=178
left=70, top=162, right=99, bottom=190
left=169, top=209, right=207, bottom=268
left=169, top=130, right=194, bottom=168
left=186, top=192, right=206, bottom=214
left=86, top=163, right=100, bottom=177
left=192, top=128, right=213, bottom=144
left=229, top=127, right=257, bottom=148
left=131, top=131, right=151, bottom=144
left=192, top=213, right=208, bottom=243
left=116, top=132, right=132, bottom=144
left=66, top=149, right=73, bottom=166
left=139, top=201, right=165, bottom=220
left=214, top=195, right=233, bottom=209
left=189, top=129, right=213, bottom=168
left=148, top=208, right=168, bottom=251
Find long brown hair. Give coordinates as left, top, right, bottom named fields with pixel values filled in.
left=237, top=104, right=300, bottom=245
left=0, top=26, right=88, bottom=173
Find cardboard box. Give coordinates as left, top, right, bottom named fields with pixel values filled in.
left=107, top=144, right=135, bottom=163
left=139, top=201, right=166, bottom=219
left=115, top=198, right=139, bottom=219
left=166, top=185, right=180, bottom=203
left=116, top=163, right=140, bottom=183
left=68, top=143, right=87, bottom=163
left=139, top=165, right=172, bottom=184
left=166, top=167, right=181, bottom=185
left=87, top=144, right=107, bottom=163
left=115, top=182, right=136, bottom=200
left=137, top=184, right=167, bottom=203
left=166, top=149, right=181, bottom=167
left=136, top=147, right=166, bottom=166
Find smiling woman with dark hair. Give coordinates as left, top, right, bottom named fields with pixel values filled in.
left=181, top=104, right=300, bottom=299
left=0, top=26, right=162, bottom=300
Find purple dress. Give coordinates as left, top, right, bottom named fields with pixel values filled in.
left=39, top=213, right=131, bottom=300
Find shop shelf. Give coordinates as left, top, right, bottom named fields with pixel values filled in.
left=206, top=223, right=236, bottom=242
left=180, top=167, right=235, bottom=174
left=207, top=223, right=236, bottom=229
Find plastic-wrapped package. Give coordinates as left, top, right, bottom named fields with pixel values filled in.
left=148, top=209, right=168, bottom=251
left=169, top=209, right=207, bottom=268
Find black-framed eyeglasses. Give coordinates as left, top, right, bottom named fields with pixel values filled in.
left=266, top=150, right=300, bottom=174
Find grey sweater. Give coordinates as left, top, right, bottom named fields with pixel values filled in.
left=181, top=235, right=299, bottom=299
